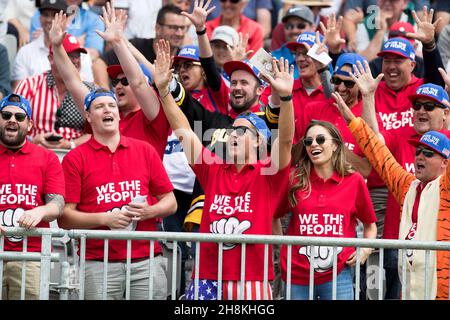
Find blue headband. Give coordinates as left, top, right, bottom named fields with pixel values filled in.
left=84, top=91, right=117, bottom=111
left=0, top=94, right=32, bottom=118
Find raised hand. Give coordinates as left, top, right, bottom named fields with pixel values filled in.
left=181, top=0, right=215, bottom=31
left=405, top=6, right=442, bottom=44
left=227, top=32, right=253, bottom=61
left=49, top=11, right=69, bottom=47
left=262, top=57, right=294, bottom=97
left=320, top=13, right=345, bottom=54
left=154, top=39, right=174, bottom=94
left=332, top=91, right=356, bottom=124
left=96, top=0, right=127, bottom=43
left=350, top=60, right=384, bottom=97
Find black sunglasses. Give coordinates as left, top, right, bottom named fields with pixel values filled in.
left=175, top=61, right=201, bottom=72
left=1, top=111, right=27, bottom=122
left=227, top=125, right=258, bottom=136
left=331, top=77, right=356, bottom=89
left=303, top=134, right=332, bottom=147
left=415, top=147, right=435, bottom=158
left=220, top=0, right=241, bottom=3
left=284, top=22, right=307, bottom=30
left=412, top=102, right=444, bottom=112
left=111, top=77, right=129, bottom=87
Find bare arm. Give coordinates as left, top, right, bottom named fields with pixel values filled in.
left=256, top=8, right=271, bottom=39
left=154, top=39, right=203, bottom=164
left=343, top=8, right=364, bottom=52
left=49, top=11, right=90, bottom=113
left=17, top=194, right=65, bottom=230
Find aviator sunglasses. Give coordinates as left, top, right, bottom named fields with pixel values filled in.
left=303, top=134, right=332, bottom=147
left=1, top=111, right=27, bottom=122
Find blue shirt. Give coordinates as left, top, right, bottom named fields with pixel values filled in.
left=271, top=45, right=299, bottom=80
left=30, top=7, right=105, bottom=53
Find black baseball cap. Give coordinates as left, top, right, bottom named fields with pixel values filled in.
left=39, top=0, right=68, bottom=13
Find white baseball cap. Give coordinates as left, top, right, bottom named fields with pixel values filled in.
left=211, top=26, right=239, bottom=47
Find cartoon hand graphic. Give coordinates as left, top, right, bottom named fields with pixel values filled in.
left=1, top=208, right=25, bottom=242
left=210, top=217, right=251, bottom=250
left=299, top=245, right=343, bottom=273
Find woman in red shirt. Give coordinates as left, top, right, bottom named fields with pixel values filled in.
left=279, top=120, right=377, bottom=300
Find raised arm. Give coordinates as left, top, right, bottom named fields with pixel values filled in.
left=96, top=2, right=161, bottom=121
left=49, top=11, right=90, bottom=112
left=263, top=57, right=295, bottom=171
left=154, top=39, right=203, bottom=164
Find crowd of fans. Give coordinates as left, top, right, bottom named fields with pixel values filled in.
left=0, top=0, right=449, bottom=301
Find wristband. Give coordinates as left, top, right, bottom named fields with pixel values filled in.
left=280, top=95, right=292, bottom=101
left=196, top=28, right=207, bottom=36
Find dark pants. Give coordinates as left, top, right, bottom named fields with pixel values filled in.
left=383, top=249, right=401, bottom=299
left=162, top=189, right=192, bottom=297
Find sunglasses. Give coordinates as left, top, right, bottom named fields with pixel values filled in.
left=284, top=22, right=307, bottom=30
left=220, top=0, right=241, bottom=3
left=415, top=147, right=435, bottom=158
left=412, top=102, right=445, bottom=112
left=1, top=111, right=27, bottom=122
left=111, top=77, right=129, bottom=87
left=227, top=125, right=258, bottom=136
left=175, top=61, right=201, bottom=72
left=331, top=77, right=356, bottom=89
left=303, top=134, right=332, bottom=147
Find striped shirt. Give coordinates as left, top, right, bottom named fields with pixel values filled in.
left=15, top=71, right=92, bottom=140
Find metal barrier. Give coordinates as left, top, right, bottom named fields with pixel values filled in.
left=1, top=227, right=450, bottom=300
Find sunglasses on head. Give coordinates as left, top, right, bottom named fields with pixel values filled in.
left=415, top=147, right=435, bottom=158
left=1, top=111, right=27, bottom=122
left=220, top=0, right=241, bottom=3
left=412, top=101, right=444, bottom=112
left=284, top=22, right=307, bottom=30
left=227, top=125, right=258, bottom=136
left=111, top=77, right=129, bottom=87
left=331, top=77, right=356, bottom=89
left=303, top=134, right=331, bottom=147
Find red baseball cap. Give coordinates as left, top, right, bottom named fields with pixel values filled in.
left=49, top=34, right=87, bottom=55
left=388, top=22, right=415, bottom=45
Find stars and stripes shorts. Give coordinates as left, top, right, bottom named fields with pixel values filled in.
left=185, top=279, right=273, bottom=300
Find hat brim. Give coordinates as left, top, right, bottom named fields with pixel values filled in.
left=39, top=6, right=67, bottom=13
left=172, top=56, right=200, bottom=67
left=377, top=50, right=412, bottom=60
left=407, top=137, right=448, bottom=158
left=211, top=35, right=234, bottom=47
left=285, top=41, right=310, bottom=52
left=282, top=0, right=332, bottom=7
left=223, top=61, right=261, bottom=83
left=408, top=94, right=448, bottom=107
left=281, top=14, right=314, bottom=25
left=66, top=47, right=88, bottom=54
left=107, top=65, right=124, bottom=79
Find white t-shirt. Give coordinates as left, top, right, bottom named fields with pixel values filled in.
left=124, top=0, right=162, bottom=39
left=5, top=0, right=36, bottom=32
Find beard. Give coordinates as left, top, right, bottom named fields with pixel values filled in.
left=229, top=88, right=259, bottom=113
left=0, top=125, right=28, bottom=148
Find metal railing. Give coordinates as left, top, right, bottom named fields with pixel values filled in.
left=1, top=227, right=449, bottom=300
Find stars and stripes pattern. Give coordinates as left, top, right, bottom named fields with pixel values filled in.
left=185, top=279, right=273, bottom=300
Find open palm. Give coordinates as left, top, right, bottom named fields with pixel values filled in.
left=181, top=0, right=215, bottom=30
left=96, top=1, right=127, bottom=43
left=49, top=11, right=68, bottom=47
left=350, top=60, right=384, bottom=96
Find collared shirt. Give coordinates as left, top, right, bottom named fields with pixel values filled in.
left=206, top=14, right=263, bottom=54
left=12, top=34, right=94, bottom=82
left=280, top=168, right=376, bottom=285
left=191, top=147, right=290, bottom=281
left=0, top=141, right=65, bottom=252
left=62, top=135, right=174, bottom=261
left=119, top=107, right=170, bottom=159
left=271, top=45, right=299, bottom=80
left=15, top=71, right=92, bottom=140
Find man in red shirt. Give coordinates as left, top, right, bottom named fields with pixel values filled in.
left=205, top=0, right=263, bottom=55
left=0, top=93, right=65, bottom=299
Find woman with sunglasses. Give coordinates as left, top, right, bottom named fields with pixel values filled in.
left=278, top=119, right=377, bottom=300
left=155, top=38, right=295, bottom=300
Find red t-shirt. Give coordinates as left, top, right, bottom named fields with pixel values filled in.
left=191, top=147, right=290, bottom=281
left=119, top=107, right=170, bottom=159
left=62, top=135, right=174, bottom=261
left=279, top=169, right=376, bottom=285
left=206, top=14, right=263, bottom=56
left=0, top=141, right=65, bottom=252
left=299, top=99, right=383, bottom=156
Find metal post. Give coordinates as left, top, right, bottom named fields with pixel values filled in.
left=286, top=245, right=292, bottom=300
left=39, top=232, right=52, bottom=300
left=217, top=242, right=223, bottom=300
left=239, top=243, right=246, bottom=300
left=332, top=246, right=337, bottom=300
left=263, top=244, right=269, bottom=300
left=378, top=248, right=384, bottom=300
left=171, top=240, right=178, bottom=300
left=21, top=236, right=28, bottom=300
left=102, top=239, right=109, bottom=300
left=125, top=239, right=131, bottom=300
left=59, top=261, right=70, bottom=300
left=309, top=245, right=315, bottom=301
left=355, top=247, right=360, bottom=301
left=79, top=235, right=86, bottom=300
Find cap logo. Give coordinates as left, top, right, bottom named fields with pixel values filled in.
left=180, top=47, right=197, bottom=56
left=299, top=33, right=315, bottom=43
left=418, top=87, right=438, bottom=96
left=68, top=36, right=77, bottom=44
left=422, top=134, right=439, bottom=146
left=385, top=41, right=406, bottom=51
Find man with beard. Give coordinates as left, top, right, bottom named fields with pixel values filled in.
left=0, top=93, right=65, bottom=299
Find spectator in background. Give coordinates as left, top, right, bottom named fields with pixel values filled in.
left=432, top=0, right=450, bottom=35
left=0, top=93, right=65, bottom=300
left=270, top=0, right=333, bottom=51
left=11, top=0, right=94, bottom=89
left=0, top=44, right=11, bottom=99
left=271, top=5, right=316, bottom=80
left=438, top=24, right=450, bottom=71
left=15, top=33, right=93, bottom=150
left=206, top=0, right=264, bottom=55
left=209, top=25, right=239, bottom=84
left=4, top=0, right=37, bottom=49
